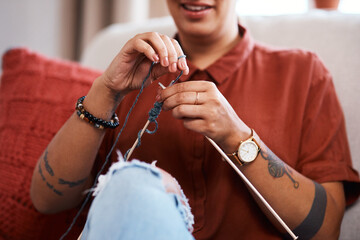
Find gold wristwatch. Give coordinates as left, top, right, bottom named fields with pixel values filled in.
left=227, top=129, right=260, bottom=166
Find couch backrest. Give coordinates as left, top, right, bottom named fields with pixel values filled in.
left=81, top=11, right=360, bottom=239
left=241, top=12, right=360, bottom=173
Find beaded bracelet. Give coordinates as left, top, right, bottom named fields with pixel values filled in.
left=75, top=96, right=119, bottom=130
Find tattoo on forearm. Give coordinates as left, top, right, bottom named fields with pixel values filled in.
left=37, top=149, right=90, bottom=196
left=285, top=182, right=327, bottom=239
left=43, top=150, right=54, bottom=176
left=46, top=182, right=63, bottom=196
left=260, top=146, right=299, bottom=189
left=38, top=163, right=46, bottom=181
left=38, top=160, right=63, bottom=196
left=59, top=177, right=87, bottom=188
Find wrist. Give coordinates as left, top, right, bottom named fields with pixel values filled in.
left=226, top=128, right=261, bottom=166
left=76, top=96, right=119, bottom=129
left=222, top=127, right=252, bottom=154
left=83, top=76, right=125, bottom=120
left=96, top=75, right=128, bottom=104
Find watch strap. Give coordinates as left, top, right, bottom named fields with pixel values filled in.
left=227, top=151, right=243, bottom=166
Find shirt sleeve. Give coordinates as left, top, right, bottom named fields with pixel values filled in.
left=297, top=54, right=360, bottom=205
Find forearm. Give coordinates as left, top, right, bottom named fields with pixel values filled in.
left=240, top=137, right=345, bottom=239
left=30, top=77, right=123, bottom=213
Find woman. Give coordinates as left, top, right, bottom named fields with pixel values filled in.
left=31, top=0, right=359, bottom=239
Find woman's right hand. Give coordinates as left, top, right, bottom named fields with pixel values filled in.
left=99, top=32, right=189, bottom=99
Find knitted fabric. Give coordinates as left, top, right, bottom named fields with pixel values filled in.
left=0, top=48, right=102, bottom=240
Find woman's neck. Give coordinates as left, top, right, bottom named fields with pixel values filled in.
left=178, top=25, right=241, bottom=70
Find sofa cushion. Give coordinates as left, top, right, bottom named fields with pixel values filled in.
left=0, top=48, right=102, bottom=240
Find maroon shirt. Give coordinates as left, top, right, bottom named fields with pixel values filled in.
left=96, top=26, right=360, bottom=239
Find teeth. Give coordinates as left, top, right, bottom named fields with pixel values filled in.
left=183, top=4, right=209, bottom=11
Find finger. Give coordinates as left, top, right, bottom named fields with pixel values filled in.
left=172, top=104, right=206, bottom=119
left=131, top=32, right=168, bottom=66
left=160, top=34, right=178, bottom=73
left=160, top=81, right=215, bottom=102
left=142, top=32, right=169, bottom=67
left=132, top=38, right=160, bottom=62
left=171, top=39, right=189, bottom=74
left=162, top=91, right=204, bottom=111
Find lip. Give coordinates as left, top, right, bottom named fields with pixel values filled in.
left=180, top=2, right=213, bottom=20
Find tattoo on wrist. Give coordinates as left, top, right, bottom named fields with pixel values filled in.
left=111, top=92, right=123, bottom=113
left=114, top=91, right=122, bottom=103
left=260, top=146, right=299, bottom=189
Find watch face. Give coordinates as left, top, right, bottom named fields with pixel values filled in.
left=238, top=141, right=259, bottom=163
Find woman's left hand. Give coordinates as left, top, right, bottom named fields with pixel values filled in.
left=159, top=81, right=251, bottom=153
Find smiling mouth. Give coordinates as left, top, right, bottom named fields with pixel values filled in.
left=181, top=4, right=212, bottom=12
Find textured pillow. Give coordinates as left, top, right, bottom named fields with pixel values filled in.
left=0, top=48, right=102, bottom=239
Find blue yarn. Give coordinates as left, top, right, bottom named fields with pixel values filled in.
left=60, top=57, right=185, bottom=239
left=146, top=101, right=163, bottom=133
left=123, top=101, right=163, bottom=160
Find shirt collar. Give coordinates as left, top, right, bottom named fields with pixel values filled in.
left=176, top=24, right=254, bottom=85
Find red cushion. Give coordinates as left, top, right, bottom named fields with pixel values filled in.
left=0, top=48, right=102, bottom=239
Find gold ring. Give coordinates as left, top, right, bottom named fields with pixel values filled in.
left=194, top=92, right=199, bottom=105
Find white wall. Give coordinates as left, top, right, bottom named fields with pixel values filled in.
left=0, top=0, right=166, bottom=71
left=0, top=0, right=74, bottom=70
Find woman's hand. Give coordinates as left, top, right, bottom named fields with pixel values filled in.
left=100, top=32, right=189, bottom=98
left=159, top=81, right=251, bottom=153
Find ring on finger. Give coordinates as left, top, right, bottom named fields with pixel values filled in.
left=178, top=54, right=186, bottom=60
left=194, top=92, right=200, bottom=105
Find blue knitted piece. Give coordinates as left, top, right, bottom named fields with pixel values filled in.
left=148, top=101, right=163, bottom=125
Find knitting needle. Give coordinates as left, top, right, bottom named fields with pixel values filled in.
left=158, top=82, right=298, bottom=240
left=205, top=137, right=298, bottom=240
left=125, top=120, right=150, bottom=161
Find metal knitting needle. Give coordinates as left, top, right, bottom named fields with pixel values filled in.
left=158, top=82, right=298, bottom=240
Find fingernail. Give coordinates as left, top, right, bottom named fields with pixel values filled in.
left=180, top=61, right=186, bottom=69
left=162, top=56, right=169, bottom=66
left=153, top=54, right=159, bottom=62
left=172, top=62, right=177, bottom=72
left=155, top=94, right=160, bottom=101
